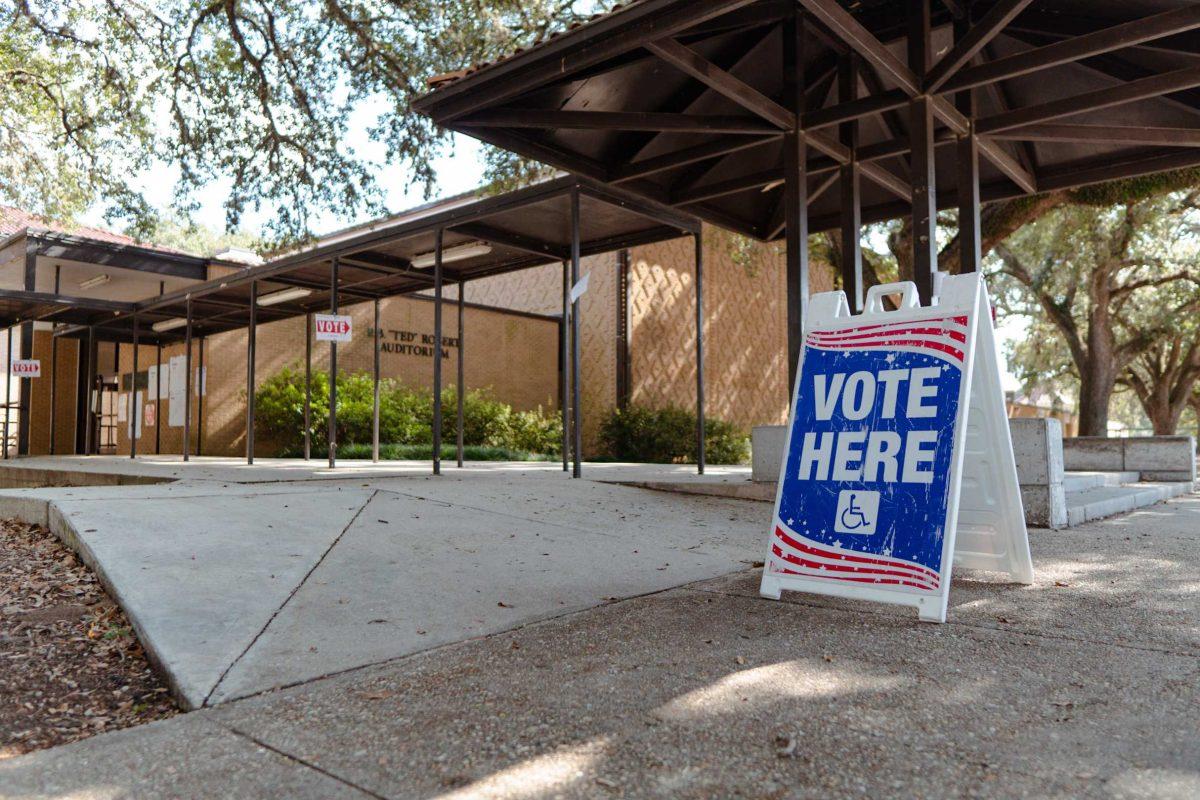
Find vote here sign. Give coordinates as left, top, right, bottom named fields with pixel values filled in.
left=314, top=314, right=352, bottom=343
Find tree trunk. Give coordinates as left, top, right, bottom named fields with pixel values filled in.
left=1077, top=367, right=1115, bottom=436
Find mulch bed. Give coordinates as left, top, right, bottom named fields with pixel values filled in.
left=0, top=518, right=178, bottom=759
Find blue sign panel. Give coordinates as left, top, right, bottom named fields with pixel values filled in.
left=768, top=315, right=966, bottom=593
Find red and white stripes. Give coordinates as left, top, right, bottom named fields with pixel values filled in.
left=807, top=315, right=968, bottom=364
left=768, top=524, right=941, bottom=592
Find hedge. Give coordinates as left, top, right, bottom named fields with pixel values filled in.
left=254, top=367, right=562, bottom=457
left=599, top=404, right=750, bottom=464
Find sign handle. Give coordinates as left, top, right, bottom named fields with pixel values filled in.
left=864, top=282, right=919, bottom=314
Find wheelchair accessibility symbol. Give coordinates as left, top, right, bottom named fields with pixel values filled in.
left=834, top=490, right=880, bottom=535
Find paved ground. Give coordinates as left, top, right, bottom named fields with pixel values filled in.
left=0, top=459, right=766, bottom=709
left=1, top=492, right=1197, bottom=799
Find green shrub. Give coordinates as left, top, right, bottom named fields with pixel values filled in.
left=599, top=404, right=750, bottom=465
left=254, top=367, right=562, bottom=457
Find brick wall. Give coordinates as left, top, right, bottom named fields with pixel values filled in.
left=464, top=228, right=835, bottom=454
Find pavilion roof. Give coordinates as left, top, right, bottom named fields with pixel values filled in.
left=414, top=0, right=1200, bottom=240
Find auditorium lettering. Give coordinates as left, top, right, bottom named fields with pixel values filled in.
left=368, top=327, right=458, bottom=359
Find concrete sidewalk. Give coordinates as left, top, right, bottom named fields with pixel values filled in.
left=0, top=462, right=769, bottom=709
left=3, top=496, right=1198, bottom=799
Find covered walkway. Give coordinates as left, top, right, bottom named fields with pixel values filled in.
left=2, top=177, right=703, bottom=476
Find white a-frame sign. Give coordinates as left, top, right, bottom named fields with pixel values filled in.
left=760, top=273, right=1033, bottom=623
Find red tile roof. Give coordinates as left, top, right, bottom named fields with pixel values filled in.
left=0, top=206, right=188, bottom=255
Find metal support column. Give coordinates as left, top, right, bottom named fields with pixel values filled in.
left=839, top=53, right=863, bottom=313
left=304, top=313, right=312, bottom=460
left=372, top=298, right=381, bottom=463
left=955, top=9, right=982, bottom=276
left=196, top=338, right=205, bottom=456
left=784, top=10, right=810, bottom=392
left=49, top=331, right=58, bottom=455
left=569, top=187, right=582, bottom=479
left=50, top=266, right=59, bottom=455
left=183, top=296, right=193, bottom=462
left=329, top=258, right=339, bottom=468
left=83, top=326, right=95, bottom=455
left=3, top=327, right=11, bottom=459
left=694, top=230, right=706, bottom=475
left=560, top=261, right=570, bottom=471
left=246, top=281, right=257, bottom=465
left=456, top=284, right=464, bottom=468
left=910, top=0, right=936, bottom=304
left=432, top=229, right=444, bottom=476
left=154, top=342, right=162, bottom=454
left=130, top=315, right=139, bottom=458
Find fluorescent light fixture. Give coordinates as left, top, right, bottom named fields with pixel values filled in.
left=79, top=274, right=111, bottom=290
left=410, top=242, right=492, bottom=269
left=257, top=286, right=312, bottom=306
left=151, top=317, right=188, bottom=333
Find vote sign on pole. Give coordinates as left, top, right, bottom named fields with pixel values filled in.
left=760, top=273, right=1033, bottom=623
left=11, top=359, right=40, bottom=379
left=314, top=314, right=352, bottom=343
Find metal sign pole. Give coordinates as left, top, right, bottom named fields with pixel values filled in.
left=183, top=295, right=192, bottom=462
left=372, top=298, right=381, bottom=463
left=304, top=313, right=312, bottom=460
left=3, top=327, right=10, bottom=459
left=560, top=261, right=569, bottom=472
left=131, top=314, right=139, bottom=459
left=328, top=257, right=339, bottom=469
left=569, top=188, right=582, bottom=478
left=84, top=326, right=95, bottom=455
left=456, top=283, right=464, bottom=468
left=432, top=228, right=443, bottom=476
left=247, top=281, right=257, bottom=465
left=694, top=230, right=705, bottom=475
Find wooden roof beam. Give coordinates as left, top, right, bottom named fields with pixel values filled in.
left=796, top=0, right=920, bottom=94
left=449, top=222, right=569, bottom=260
left=611, top=134, right=781, bottom=183
left=644, top=37, right=795, bottom=129
left=459, top=108, right=780, bottom=135
left=945, top=5, right=1200, bottom=93
left=924, top=0, right=1035, bottom=92
left=978, top=64, right=1200, bottom=133
left=988, top=123, right=1200, bottom=147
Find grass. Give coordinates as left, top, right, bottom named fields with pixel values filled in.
left=279, top=442, right=558, bottom=462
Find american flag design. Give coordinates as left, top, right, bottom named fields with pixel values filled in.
left=806, top=315, right=969, bottom=365
left=769, top=522, right=941, bottom=592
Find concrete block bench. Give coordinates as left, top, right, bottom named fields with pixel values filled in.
left=1063, top=436, right=1196, bottom=483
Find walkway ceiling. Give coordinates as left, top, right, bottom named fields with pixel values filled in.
left=50, top=176, right=698, bottom=343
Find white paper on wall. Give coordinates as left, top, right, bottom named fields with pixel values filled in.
left=147, top=365, right=158, bottom=401
left=117, top=393, right=128, bottom=422
left=168, top=355, right=187, bottom=427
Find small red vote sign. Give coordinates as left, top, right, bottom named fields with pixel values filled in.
left=314, top=314, right=353, bottom=343
left=11, top=359, right=40, bottom=378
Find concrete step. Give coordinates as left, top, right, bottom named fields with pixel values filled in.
left=1065, top=481, right=1194, bottom=527
left=1062, top=470, right=1141, bottom=493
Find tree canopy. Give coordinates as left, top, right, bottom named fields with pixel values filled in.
left=988, top=193, right=1200, bottom=436
left=3, top=0, right=615, bottom=242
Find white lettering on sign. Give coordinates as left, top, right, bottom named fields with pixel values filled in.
left=796, top=431, right=936, bottom=485
left=796, top=367, right=947, bottom=486
left=314, top=314, right=352, bottom=342
left=11, top=359, right=40, bottom=378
